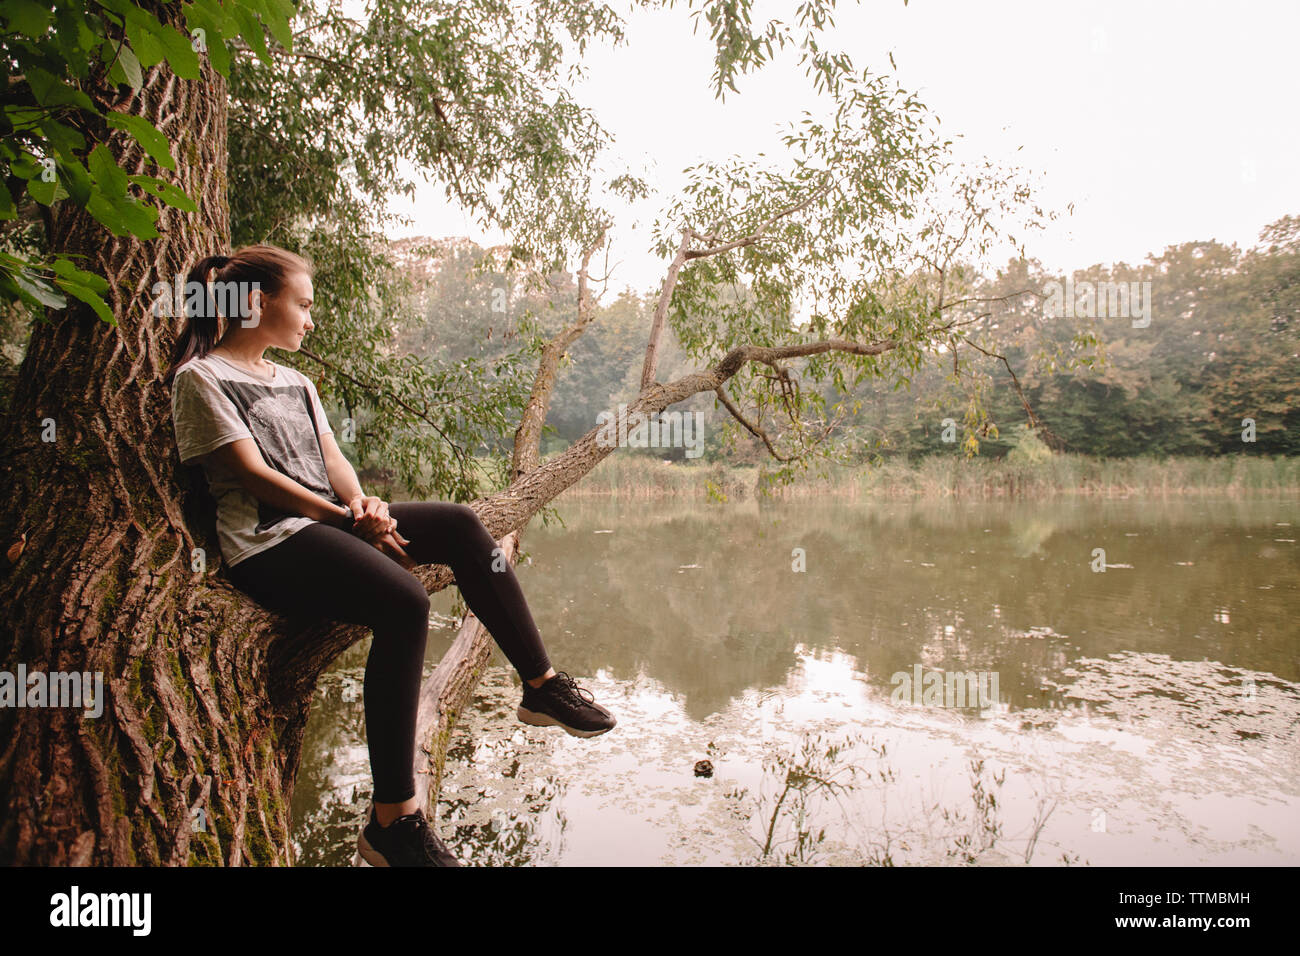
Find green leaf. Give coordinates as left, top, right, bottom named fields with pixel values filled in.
left=2, top=0, right=54, bottom=36
left=86, top=190, right=159, bottom=239
left=117, top=43, right=144, bottom=89
left=86, top=193, right=128, bottom=234
left=146, top=21, right=202, bottom=78
left=245, top=0, right=295, bottom=51
left=183, top=1, right=236, bottom=76
left=28, top=175, right=69, bottom=206
left=0, top=184, right=15, bottom=220
left=51, top=258, right=110, bottom=293
left=57, top=159, right=93, bottom=206
left=14, top=271, right=68, bottom=309
left=53, top=5, right=95, bottom=76
left=94, top=0, right=154, bottom=28
left=5, top=106, right=44, bottom=129
left=25, top=67, right=95, bottom=111
left=88, top=144, right=128, bottom=198
left=56, top=278, right=117, bottom=325
left=206, top=34, right=232, bottom=77
left=229, top=4, right=270, bottom=64
left=117, top=199, right=159, bottom=237
left=129, top=174, right=197, bottom=211
left=125, top=21, right=166, bottom=68
left=106, top=113, right=175, bottom=170
left=8, top=151, right=41, bottom=179
left=38, top=118, right=86, bottom=154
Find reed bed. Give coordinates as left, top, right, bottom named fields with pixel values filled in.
left=550, top=453, right=1300, bottom=500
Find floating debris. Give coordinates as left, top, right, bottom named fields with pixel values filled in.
left=1016, top=625, right=1068, bottom=640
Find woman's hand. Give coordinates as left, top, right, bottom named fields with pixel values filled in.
left=371, top=528, right=416, bottom=570
left=345, top=495, right=415, bottom=568
left=347, top=493, right=393, bottom=541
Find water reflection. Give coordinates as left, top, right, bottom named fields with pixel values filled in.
left=292, top=496, right=1300, bottom=866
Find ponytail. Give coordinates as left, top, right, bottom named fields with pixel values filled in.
left=161, top=245, right=312, bottom=388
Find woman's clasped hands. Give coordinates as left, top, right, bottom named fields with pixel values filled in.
left=347, top=494, right=416, bottom=569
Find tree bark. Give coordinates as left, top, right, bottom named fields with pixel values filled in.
left=0, top=6, right=281, bottom=863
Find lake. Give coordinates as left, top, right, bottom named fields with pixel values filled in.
left=290, top=495, right=1300, bottom=866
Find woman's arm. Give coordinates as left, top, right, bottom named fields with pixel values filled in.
left=202, top=438, right=354, bottom=528
left=319, top=431, right=365, bottom=507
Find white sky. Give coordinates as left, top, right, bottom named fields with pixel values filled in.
left=386, top=0, right=1300, bottom=297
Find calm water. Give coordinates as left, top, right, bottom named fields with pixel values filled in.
left=290, top=495, right=1300, bottom=866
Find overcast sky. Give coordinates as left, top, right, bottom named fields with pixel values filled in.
left=386, top=0, right=1300, bottom=297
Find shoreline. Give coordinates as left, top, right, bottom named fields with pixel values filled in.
left=549, top=453, right=1300, bottom=500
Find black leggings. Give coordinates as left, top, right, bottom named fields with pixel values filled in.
left=225, top=501, right=552, bottom=803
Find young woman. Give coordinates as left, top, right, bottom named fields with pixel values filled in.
left=164, top=244, right=615, bottom=867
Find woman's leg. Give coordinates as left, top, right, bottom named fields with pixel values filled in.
left=225, top=523, right=432, bottom=816
left=387, top=502, right=553, bottom=682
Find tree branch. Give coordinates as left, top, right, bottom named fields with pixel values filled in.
left=641, top=179, right=835, bottom=391
left=683, top=181, right=833, bottom=260
left=296, top=346, right=475, bottom=478
left=639, top=228, right=692, bottom=390
left=713, top=385, right=799, bottom=462
left=959, top=337, right=1061, bottom=447
left=511, top=227, right=609, bottom=479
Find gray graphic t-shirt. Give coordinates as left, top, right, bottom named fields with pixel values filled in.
left=170, top=352, right=344, bottom=567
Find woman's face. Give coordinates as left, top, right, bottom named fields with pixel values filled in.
left=243, top=269, right=315, bottom=351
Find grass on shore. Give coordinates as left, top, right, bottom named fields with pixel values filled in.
left=551, top=453, right=1300, bottom=500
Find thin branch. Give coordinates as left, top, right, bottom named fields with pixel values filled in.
left=642, top=182, right=836, bottom=390
left=512, top=227, right=609, bottom=479
left=683, top=181, right=833, bottom=260
left=296, top=346, right=472, bottom=473
left=714, top=386, right=798, bottom=462
left=938, top=289, right=1046, bottom=313
left=639, top=228, right=692, bottom=389
left=960, top=337, right=1061, bottom=446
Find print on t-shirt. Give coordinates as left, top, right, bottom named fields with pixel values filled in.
left=216, top=378, right=337, bottom=532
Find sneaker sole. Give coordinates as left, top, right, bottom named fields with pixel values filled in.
left=357, top=829, right=390, bottom=867
left=516, top=704, right=615, bottom=738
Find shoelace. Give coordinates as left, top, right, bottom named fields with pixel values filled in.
left=549, top=671, right=597, bottom=707
left=393, top=811, right=454, bottom=865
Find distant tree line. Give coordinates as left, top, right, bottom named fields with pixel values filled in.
left=385, top=215, right=1298, bottom=462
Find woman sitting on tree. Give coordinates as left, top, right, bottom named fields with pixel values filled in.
left=164, top=244, right=615, bottom=867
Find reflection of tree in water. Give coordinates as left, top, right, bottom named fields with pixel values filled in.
left=291, top=655, right=569, bottom=867
left=441, top=732, right=566, bottom=867
left=1009, top=514, right=1058, bottom=557
left=722, top=730, right=1085, bottom=866
left=525, top=496, right=1299, bottom=721
left=290, top=649, right=389, bottom=867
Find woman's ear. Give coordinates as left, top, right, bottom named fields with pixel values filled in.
left=241, top=286, right=264, bottom=330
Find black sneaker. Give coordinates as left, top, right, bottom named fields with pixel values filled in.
left=357, top=804, right=461, bottom=867
left=517, top=671, right=617, bottom=738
